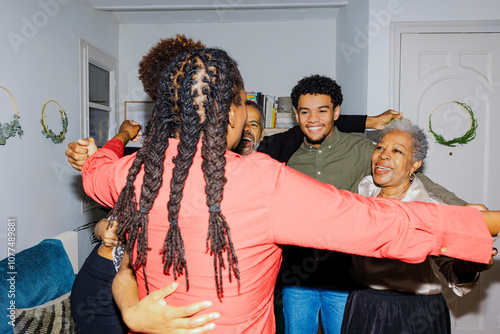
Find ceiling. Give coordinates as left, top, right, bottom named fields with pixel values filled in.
left=87, top=0, right=350, bottom=24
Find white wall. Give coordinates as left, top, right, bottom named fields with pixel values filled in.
left=366, top=0, right=500, bottom=115
left=0, top=0, right=119, bottom=266
left=118, top=20, right=337, bottom=114
left=336, top=0, right=369, bottom=115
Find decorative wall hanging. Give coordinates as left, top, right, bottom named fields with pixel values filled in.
left=0, top=86, right=23, bottom=145
left=41, top=100, right=68, bottom=144
left=428, top=101, right=477, bottom=147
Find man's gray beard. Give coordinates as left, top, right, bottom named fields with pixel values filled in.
left=252, top=141, right=260, bottom=153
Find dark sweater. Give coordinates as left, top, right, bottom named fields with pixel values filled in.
left=257, top=115, right=367, bottom=163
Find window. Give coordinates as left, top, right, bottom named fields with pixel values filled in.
left=79, top=39, right=117, bottom=212
left=79, top=39, right=117, bottom=147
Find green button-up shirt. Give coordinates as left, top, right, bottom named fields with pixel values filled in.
left=287, top=128, right=374, bottom=192
left=282, top=129, right=375, bottom=289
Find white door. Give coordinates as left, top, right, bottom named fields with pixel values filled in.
left=399, top=32, right=500, bottom=333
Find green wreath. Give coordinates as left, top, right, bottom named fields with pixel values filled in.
left=428, top=101, right=477, bottom=147
left=0, top=86, right=23, bottom=145
left=40, top=100, right=68, bottom=144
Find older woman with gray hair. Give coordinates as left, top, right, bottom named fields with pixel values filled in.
left=341, top=118, right=496, bottom=334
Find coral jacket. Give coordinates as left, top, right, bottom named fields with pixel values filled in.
left=82, top=138, right=492, bottom=334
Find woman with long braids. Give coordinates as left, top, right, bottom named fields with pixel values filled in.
left=82, top=48, right=500, bottom=333
left=70, top=35, right=213, bottom=334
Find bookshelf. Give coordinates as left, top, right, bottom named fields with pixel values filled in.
left=246, top=91, right=297, bottom=130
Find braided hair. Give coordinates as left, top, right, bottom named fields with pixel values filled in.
left=138, top=34, right=206, bottom=100
left=110, top=48, right=243, bottom=299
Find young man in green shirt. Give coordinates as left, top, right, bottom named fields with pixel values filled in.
left=276, top=75, right=466, bottom=334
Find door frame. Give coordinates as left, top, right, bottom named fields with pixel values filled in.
left=390, top=20, right=500, bottom=110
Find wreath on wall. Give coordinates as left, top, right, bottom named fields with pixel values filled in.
left=40, top=100, right=68, bottom=144
left=428, top=101, right=477, bottom=147
left=0, top=86, right=23, bottom=145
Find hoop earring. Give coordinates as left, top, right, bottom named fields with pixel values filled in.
left=409, top=172, right=416, bottom=183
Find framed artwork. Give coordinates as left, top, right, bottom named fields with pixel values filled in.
left=124, top=101, right=155, bottom=147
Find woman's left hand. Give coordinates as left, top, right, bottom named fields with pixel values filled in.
left=113, top=254, right=220, bottom=334
left=94, top=218, right=119, bottom=247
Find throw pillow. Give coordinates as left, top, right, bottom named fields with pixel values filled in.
left=13, top=293, right=76, bottom=334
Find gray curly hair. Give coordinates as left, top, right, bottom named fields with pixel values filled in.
left=377, top=119, right=428, bottom=162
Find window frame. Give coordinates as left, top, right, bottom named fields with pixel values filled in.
left=79, top=39, right=118, bottom=142
left=79, top=39, right=117, bottom=212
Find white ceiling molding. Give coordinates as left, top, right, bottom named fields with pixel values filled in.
left=88, top=0, right=349, bottom=23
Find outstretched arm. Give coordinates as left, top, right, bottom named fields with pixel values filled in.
left=65, top=120, right=142, bottom=171
left=453, top=247, right=497, bottom=281
left=257, top=126, right=303, bottom=163
left=65, top=137, right=98, bottom=171
left=433, top=248, right=496, bottom=297
left=113, top=253, right=220, bottom=334
left=335, top=115, right=367, bottom=133
left=336, top=109, right=403, bottom=133
left=267, top=162, right=497, bottom=264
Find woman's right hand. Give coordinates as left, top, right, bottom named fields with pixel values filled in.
left=65, top=137, right=98, bottom=171
left=122, top=282, right=220, bottom=334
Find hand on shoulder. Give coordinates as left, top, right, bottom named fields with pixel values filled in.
left=366, top=109, right=403, bottom=130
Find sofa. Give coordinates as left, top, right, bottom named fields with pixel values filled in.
left=0, top=233, right=78, bottom=334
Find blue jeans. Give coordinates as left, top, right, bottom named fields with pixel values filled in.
left=282, top=285, right=349, bottom=334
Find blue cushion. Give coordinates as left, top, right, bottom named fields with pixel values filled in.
left=0, top=239, right=75, bottom=334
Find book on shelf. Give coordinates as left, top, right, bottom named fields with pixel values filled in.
left=247, top=91, right=277, bottom=128
left=246, top=91, right=257, bottom=102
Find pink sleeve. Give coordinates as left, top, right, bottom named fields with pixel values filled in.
left=269, top=165, right=492, bottom=265
left=81, top=139, right=125, bottom=207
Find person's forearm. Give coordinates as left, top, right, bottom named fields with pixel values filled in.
left=114, top=120, right=142, bottom=146
left=336, top=115, right=367, bottom=133
left=112, top=131, right=132, bottom=147
left=81, top=139, right=125, bottom=207
left=112, top=253, right=140, bottom=315
left=452, top=260, right=479, bottom=283
left=365, top=116, right=378, bottom=129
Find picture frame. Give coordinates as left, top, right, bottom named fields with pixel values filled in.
left=81, top=192, right=101, bottom=213
left=124, top=101, right=155, bottom=147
